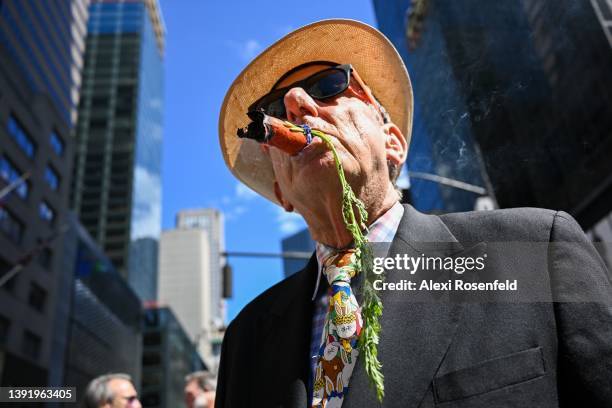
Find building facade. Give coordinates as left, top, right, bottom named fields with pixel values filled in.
left=374, top=0, right=491, bottom=214
left=0, top=0, right=90, bottom=387
left=175, top=209, right=226, bottom=328
left=281, top=228, right=315, bottom=278
left=373, top=0, right=612, bottom=229
left=58, top=213, right=143, bottom=405
left=158, top=209, right=225, bottom=371
left=0, top=0, right=89, bottom=126
left=141, top=306, right=207, bottom=408
left=71, top=0, right=165, bottom=301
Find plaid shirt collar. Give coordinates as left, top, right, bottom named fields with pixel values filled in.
left=311, top=201, right=404, bottom=300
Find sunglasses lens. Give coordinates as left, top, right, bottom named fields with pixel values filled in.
left=306, top=68, right=348, bottom=99
left=254, top=66, right=349, bottom=118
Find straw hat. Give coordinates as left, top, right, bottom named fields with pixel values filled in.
left=218, top=19, right=413, bottom=205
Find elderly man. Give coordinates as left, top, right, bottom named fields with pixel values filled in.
left=83, top=373, right=141, bottom=408
left=216, top=20, right=612, bottom=407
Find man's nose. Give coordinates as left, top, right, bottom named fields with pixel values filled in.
left=283, top=87, right=318, bottom=122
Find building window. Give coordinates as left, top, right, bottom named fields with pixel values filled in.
left=0, top=207, right=24, bottom=244
left=37, top=248, right=52, bottom=270
left=0, top=255, right=17, bottom=293
left=28, top=283, right=47, bottom=312
left=39, top=201, right=55, bottom=224
left=50, top=131, right=64, bottom=156
left=7, top=115, right=35, bottom=158
left=44, top=165, right=60, bottom=190
left=142, top=351, right=161, bottom=366
left=22, top=330, right=41, bottom=360
left=0, top=315, right=9, bottom=345
left=143, top=332, right=161, bottom=346
left=0, top=155, right=29, bottom=199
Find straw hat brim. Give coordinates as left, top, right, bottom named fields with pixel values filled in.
left=218, top=19, right=413, bottom=205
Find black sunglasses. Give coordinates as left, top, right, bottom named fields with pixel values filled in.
left=248, top=64, right=355, bottom=118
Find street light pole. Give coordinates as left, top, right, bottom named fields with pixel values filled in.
left=221, top=251, right=312, bottom=260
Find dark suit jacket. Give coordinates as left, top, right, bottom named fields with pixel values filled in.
left=216, top=205, right=612, bottom=407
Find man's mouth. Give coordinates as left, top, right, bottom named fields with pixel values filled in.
left=295, top=136, right=326, bottom=162
left=294, top=131, right=344, bottom=168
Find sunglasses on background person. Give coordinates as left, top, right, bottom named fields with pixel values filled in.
left=248, top=63, right=387, bottom=121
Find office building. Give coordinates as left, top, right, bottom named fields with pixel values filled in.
left=374, top=0, right=490, bottom=213
left=141, top=306, right=207, bottom=408
left=0, top=0, right=89, bottom=126
left=176, top=209, right=226, bottom=328
left=281, top=228, right=315, bottom=278
left=158, top=209, right=225, bottom=371
left=373, top=0, right=612, bottom=229
left=58, top=213, right=142, bottom=405
left=71, top=0, right=165, bottom=301
left=0, top=0, right=90, bottom=386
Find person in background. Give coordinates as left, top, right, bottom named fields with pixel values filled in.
left=83, top=373, right=141, bottom=408
left=184, top=370, right=216, bottom=408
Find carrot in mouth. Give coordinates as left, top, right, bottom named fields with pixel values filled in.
left=237, top=110, right=311, bottom=156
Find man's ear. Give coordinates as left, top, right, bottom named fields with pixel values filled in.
left=383, top=123, right=407, bottom=167
left=274, top=181, right=294, bottom=212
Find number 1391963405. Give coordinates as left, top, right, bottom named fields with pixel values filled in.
left=0, top=387, right=76, bottom=402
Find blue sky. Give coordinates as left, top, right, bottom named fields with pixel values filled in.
left=158, top=1, right=378, bottom=321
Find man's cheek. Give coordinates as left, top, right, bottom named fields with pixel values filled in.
left=270, top=149, right=292, bottom=172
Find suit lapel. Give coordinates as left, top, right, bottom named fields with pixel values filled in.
left=345, top=205, right=482, bottom=407
left=254, top=255, right=318, bottom=407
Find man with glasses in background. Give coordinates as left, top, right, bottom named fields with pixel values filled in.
left=216, top=19, right=612, bottom=408
left=83, top=373, right=141, bottom=408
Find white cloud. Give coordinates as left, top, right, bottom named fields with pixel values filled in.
left=131, top=165, right=162, bottom=239
left=220, top=183, right=261, bottom=222
left=227, top=39, right=262, bottom=62
left=276, top=207, right=306, bottom=235
left=224, top=205, right=247, bottom=222
left=235, top=182, right=258, bottom=200
left=149, top=97, right=163, bottom=110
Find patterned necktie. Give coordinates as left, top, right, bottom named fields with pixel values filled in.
left=312, top=249, right=362, bottom=408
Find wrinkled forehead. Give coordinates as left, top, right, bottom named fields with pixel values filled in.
left=272, top=61, right=339, bottom=89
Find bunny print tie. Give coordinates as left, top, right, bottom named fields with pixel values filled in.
left=312, top=249, right=363, bottom=408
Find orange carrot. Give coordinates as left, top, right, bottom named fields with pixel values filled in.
left=237, top=110, right=309, bottom=156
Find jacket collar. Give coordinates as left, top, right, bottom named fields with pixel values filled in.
left=257, top=205, right=485, bottom=407
left=344, top=205, right=484, bottom=407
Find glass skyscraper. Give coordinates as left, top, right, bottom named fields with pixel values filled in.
left=0, top=0, right=89, bottom=126
left=141, top=307, right=207, bottom=408
left=373, top=0, right=489, bottom=213
left=374, top=0, right=612, bottom=227
left=58, top=213, right=143, bottom=404
left=0, top=0, right=90, bottom=388
left=72, top=0, right=165, bottom=301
